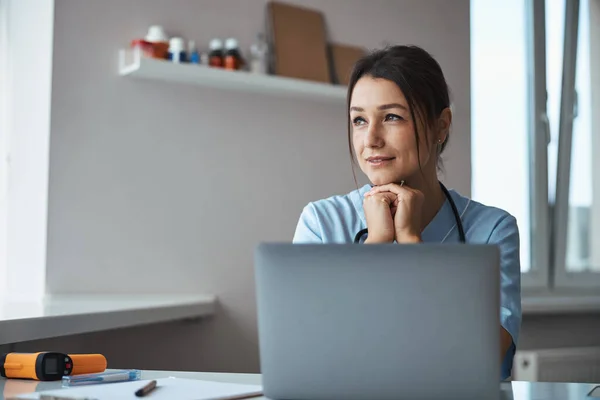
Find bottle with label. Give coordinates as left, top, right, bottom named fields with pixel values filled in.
left=249, top=33, right=269, bottom=74
left=188, top=40, right=200, bottom=64
left=200, top=52, right=209, bottom=66
left=208, top=39, right=224, bottom=68
left=224, top=38, right=242, bottom=70
left=168, top=37, right=186, bottom=63
left=144, top=25, right=169, bottom=59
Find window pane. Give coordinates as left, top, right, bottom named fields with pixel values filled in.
left=471, top=0, right=531, bottom=272
left=567, top=0, right=593, bottom=271
left=547, top=0, right=596, bottom=271
left=0, top=0, right=7, bottom=292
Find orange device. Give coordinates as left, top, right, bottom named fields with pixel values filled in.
left=0, top=352, right=107, bottom=381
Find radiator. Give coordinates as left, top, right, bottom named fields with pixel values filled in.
left=513, top=347, right=600, bottom=382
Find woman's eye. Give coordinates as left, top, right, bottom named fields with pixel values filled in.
left=352, top=117, right=366, bottom=126
left=385, top=113, right=402, bottom=121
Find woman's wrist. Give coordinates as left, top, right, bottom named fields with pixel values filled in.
left=364, top=235, right=394, bottom=244
left=395, top=233, right=422, bottom=243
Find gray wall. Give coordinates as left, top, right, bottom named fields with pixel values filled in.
left=519, top=313, right=600, bottom=351
left=33, top=0, right=471, bottom=372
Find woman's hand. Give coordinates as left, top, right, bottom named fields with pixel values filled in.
left=366, top=183, right=424, bottom=243
left=362, top=191, right=397, bottom=243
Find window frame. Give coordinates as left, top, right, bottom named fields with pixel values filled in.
left=552, top=0, right=581, bottom=288
left=523, top=0, right=552, bottom=289
left=589, top=0, right=600, bottom=285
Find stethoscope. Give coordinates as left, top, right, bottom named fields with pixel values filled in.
left=353, top=181, right=466, bottom=244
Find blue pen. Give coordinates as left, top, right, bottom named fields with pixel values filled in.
left=62, top=369, right=142, bottom=387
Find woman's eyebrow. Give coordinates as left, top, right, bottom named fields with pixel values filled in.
left=378, top=103, right=407, bottom=111
left=349, top=103, right=408, bottom=112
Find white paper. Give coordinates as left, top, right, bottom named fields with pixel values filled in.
left=12, top=378, right=264, bottom=400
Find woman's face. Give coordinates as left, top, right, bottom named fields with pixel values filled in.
left=350, top=76, right=439, bottom=186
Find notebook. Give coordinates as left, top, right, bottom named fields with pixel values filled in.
left=9, top=378, right=263, bottom=400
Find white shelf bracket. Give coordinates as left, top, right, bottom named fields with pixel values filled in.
left=119, top=46, right=142, bottom=76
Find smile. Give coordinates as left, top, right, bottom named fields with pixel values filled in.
left=366, top=157, right=395, bottom=166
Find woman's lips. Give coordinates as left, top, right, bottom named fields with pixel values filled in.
left=366, top=156, right=395, bottom=166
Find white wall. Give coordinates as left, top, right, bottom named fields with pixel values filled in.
left=34, top=0, right=471, bottom=372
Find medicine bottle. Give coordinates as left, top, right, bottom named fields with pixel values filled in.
left=224, top=38, right=242, bottom=70
left=208, top=39, right=224, bottom=68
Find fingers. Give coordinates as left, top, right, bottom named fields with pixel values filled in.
left=365, top=183, right=417, bottom=197
left=363, top=191, right=396, bottom=206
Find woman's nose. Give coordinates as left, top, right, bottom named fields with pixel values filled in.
left=365, top=122, right=384, bottom=148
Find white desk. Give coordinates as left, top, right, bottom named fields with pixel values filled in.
left=0, top=370, right=598, bottom=400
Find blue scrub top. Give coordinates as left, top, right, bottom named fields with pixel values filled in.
left=293, top=184, right=522, bottom=381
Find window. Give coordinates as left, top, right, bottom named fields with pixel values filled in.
left=471, top=0, right=597, bottom=290
left=470, top=0, right=531, bottom=273
left=546, top=0, right=597, bottom=287
left=0, top=0, right=53, bottom=301
left=546, top=0, right=596, bottom=271
left=0, top=0, right=8, bottom=294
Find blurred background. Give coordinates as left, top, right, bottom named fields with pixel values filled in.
left=1, top=0, right=599, bottom=384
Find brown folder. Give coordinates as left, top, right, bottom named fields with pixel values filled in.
left=267, top=1, right=331, bottom=83
left=329, top=43, right=366, bottom=86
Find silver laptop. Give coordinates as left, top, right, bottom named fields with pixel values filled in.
left=254, top=243, right=500, bottom=400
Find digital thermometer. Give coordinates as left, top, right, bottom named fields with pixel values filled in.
left=0, top=352, right=107, bottom=381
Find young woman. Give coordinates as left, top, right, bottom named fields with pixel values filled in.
left=293, top=45, right=521, bottom=380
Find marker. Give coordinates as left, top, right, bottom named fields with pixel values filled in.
left=135, top=380, right=157, bottom=397
left=62, top=369, right=141, bottom=387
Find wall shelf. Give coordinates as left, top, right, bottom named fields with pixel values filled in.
left=118, top=49, right=347, bottom=103
left=0, top=294, right=216, bottom=344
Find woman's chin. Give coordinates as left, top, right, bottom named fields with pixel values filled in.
left=368, top=173, right=405, bottom=186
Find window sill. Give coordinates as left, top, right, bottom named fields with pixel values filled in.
left=522, top=292, right=600, bottom=314
left=0, top=294, right=216, bottom=344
